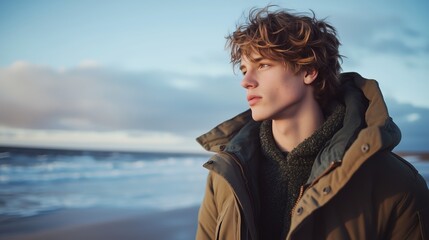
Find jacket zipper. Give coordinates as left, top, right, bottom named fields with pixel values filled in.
left=290, top=160, right=342, bottom=216
left=291, top=185, right=306, bottom=216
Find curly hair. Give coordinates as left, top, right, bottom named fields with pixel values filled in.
left=226, top=6, right=343, bottom=109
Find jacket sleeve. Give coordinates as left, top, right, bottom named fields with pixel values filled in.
left=388, top=174, right=429, bottom=240
left=196, top=172, right=218, bottom=240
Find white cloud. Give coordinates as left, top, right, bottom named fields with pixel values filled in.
left=0, top=127, right=202, bottom=153
left=78, top=59, right=101, bottom=69
left=406, top=113, right=420, bottom=122
left=169, top=78, right=200, bottom=91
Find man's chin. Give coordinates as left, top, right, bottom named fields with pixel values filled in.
left=250, top=110, right=268, bottom=122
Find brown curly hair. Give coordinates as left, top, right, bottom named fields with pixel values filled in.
left=226, top=6, right=343, bottom=109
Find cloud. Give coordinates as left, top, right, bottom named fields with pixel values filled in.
left=386, top=98, right=429, bottom=151
left=1, top=61, right=428, bottom=152
left=0, top=61, right=246, bottom=135
left=369, top=39, right=419, bottom=56
left=405, top=113, right=420, bottom=123
left=334, top=14, right=428, bottom=57
left=77, top=59, right=101, bottom=69
left=0, top=127, right=198, bottom=153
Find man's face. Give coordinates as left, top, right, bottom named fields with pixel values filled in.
left=239, top=53, right=315, bottom=121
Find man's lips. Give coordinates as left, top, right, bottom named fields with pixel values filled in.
left=247, top=95, right=262, bottom=106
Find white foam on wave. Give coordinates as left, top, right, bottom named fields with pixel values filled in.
left=0, top=154, right=209, bottom=217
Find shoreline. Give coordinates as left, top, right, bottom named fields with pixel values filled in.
left=0, top=206, right=199, bottom=240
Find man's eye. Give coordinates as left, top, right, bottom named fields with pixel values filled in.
left=259, top=64, right=270, bottom=69
left=241, top=71, right=247, bottom=76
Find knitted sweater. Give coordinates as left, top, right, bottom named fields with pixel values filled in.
left=258, top=104, right=345, bottom=239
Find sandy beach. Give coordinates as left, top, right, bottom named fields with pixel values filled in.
left=0, top=206, right=199, bottom=240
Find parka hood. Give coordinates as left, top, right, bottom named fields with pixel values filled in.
left=308, top=72, right=401, bottom=182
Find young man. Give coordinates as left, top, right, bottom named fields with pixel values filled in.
left=196, top=6, right=429, bottom=240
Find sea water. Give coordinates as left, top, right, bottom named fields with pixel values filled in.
left=0, top=149, right=428, bottom=220
left=0, top=149, right=209, bottom=218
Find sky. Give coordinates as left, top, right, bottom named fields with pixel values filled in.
left=0, top=0, right=428, bottom=153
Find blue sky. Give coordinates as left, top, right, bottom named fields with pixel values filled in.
left=0, top=0, right=428, bottom=152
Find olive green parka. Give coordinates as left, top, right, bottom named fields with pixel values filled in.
left=196, top=73, right=429, bottom=240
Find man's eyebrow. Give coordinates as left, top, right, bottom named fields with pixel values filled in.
left=239, top=57, right=264, bottom=71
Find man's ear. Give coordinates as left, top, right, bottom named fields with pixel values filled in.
left=303, top=69, right=318, bottom=85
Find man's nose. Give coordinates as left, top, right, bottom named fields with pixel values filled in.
left=240, top=72, right=257, bottom=89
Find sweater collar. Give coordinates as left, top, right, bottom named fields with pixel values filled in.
left=259, top=103, right=346, bottom=165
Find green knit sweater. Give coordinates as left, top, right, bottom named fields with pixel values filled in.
left=258, top=104, right=345, bottom=239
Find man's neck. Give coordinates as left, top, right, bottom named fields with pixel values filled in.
left=272, top=103, right=325, bottom=152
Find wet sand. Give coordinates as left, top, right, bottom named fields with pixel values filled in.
left=0, top=206, right=199, bottom=240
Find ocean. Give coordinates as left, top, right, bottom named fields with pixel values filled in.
left=0, top=147, right=428, bottom=223
left=0, top=147, right=209, bottom=221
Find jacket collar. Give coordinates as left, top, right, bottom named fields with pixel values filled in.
left=196, top=109, right=255, bottom=153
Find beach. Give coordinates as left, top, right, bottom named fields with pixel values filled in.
left=0, top=206, right=199, bottom=240
left=0, top=148, right=428, bottom=240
